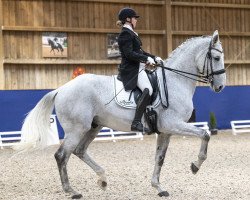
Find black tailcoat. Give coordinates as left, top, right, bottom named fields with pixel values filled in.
left=118, top=27, right=155, bottom=91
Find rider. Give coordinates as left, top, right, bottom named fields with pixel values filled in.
left=53, top=37, right=59, bottom=46
left=116, top=7, right=163, bottom=133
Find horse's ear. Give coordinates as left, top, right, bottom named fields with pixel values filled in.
left=212, top=30, right=219, bottom=46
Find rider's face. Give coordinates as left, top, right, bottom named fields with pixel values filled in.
left=131, top=17, right=137, bottom=28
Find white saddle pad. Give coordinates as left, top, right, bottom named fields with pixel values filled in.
left=113, top=75, right=160, bottom=109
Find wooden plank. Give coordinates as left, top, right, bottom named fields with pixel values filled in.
left=225, top=60, right=250, bottom=64
left=3, top=59, right=121, bottom=65
left=0, top=0, right=4, bottom=89
left=3, top=58, right=249, bottom=65
left=3, top=0, right=164, bottom=4
left=26, top=1, right=33, bottom=26
left=172, top=2, right=250, bottom=9
left=183, top=3, right=188, bottom=31
left=72, top=0, right=165, bottom=5
left=2, top=26, right=165, bottom=35
left=50, top=1, right=55, bottom=27
left=172, top=31, right=250, bottom=37
left=43, top=0, right=50, bottom=26
left=164, top=0, right=172, bottom=57
left=2, top=0, right=9, bottom=26
left=192, top=5, right=198, bottom=31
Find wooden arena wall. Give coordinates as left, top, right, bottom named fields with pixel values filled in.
left=0, top=0, right=249, bottom=89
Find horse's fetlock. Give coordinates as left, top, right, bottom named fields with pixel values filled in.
left=151, top=180, right=158, bottom=188
left=198, top=154, right=207, bottom=161
left=96, top=169, right=105, bottom=176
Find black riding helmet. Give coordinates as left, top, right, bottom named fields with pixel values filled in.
left=118, top=7, right=140, bottom=22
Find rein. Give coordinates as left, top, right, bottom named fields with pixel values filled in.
left=158, top=45, right=226, bottom=84
left=159, top=63, right=209, bottom=84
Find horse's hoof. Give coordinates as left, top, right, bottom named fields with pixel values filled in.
left=71, top=193, right=83, bottom=199
left=97, top=179, right=107, bottom=190
left=158, top=191, right=169, bottom=197
left=102, top=181, right=107, bottom=188
left=191, top=162, right=199, bottom=174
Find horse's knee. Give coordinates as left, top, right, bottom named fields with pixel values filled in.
left=202, top=131, right=210, bottom=141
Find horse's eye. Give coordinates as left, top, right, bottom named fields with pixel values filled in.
left=214, top=57, right=220, bottom=61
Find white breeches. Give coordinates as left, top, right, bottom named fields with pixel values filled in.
left=137, top=64, right=153, bottom=96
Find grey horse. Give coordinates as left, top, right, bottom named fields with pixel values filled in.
left=16, top=30, right=226, bottom=199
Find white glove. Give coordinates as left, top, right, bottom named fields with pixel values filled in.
left=155, top=56, right=163, bottom=64
left=146, top=57, right=156, bottom=66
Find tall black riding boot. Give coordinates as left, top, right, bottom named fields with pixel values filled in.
left=131, top=88, right=151, bottom=133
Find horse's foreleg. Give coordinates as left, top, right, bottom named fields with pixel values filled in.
left=73, top=126, right=107, bottom=191
left=151, top=134, right=171, bottom=197
left=191, top=130, right=210, bottom=174
left=161, top=122, right=210, bottom=174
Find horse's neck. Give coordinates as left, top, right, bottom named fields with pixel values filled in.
left=159, top=37, right=210, bottom=95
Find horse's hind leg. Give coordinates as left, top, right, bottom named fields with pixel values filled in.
left=54, top=125, right=90, bottom=199
left=73, top=125, right=107, bottom=191
left=79, top=152, right=107, bottom=190
left=151, top=134, right=171, bottom=197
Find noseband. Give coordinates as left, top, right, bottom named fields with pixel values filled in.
left=201, top=43, right=226, bottom=83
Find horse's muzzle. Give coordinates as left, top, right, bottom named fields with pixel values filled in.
left=214, top=85, right=224, bottom=93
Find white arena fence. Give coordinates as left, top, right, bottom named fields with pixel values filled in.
left=0, top=115, right=59, bottom=149
left=1, top=120, right=210, bottom=149
left=0, top=128, right=143, bottom=149
left=94, top=127, right=143, bottom=142
left=230, top=120, right=250, bottom=135
left=0, top=131, right=22, bottom=149
left=189, top=122, right=210, bottom=133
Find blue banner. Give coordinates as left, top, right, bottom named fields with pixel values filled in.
left=1, top=86, right=250, bottom=138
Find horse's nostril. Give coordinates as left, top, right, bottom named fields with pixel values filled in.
left=215, top=85, right=223, bottom=93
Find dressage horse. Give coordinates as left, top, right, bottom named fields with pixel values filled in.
left=47, top=38, right=64, bottom=55
left=17, top=30, right=226, bottom=199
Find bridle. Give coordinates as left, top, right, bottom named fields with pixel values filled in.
left=200, top=42, right=225, bottom=83
left=159, top=41, right=226, bottom=84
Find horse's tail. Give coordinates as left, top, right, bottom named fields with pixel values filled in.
left=13, top=90, right=58, bottom=152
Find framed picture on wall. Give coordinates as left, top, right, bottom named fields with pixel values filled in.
left=42, top=32, right=68, bottom=58
left=107, top=33, right=121, bottom=59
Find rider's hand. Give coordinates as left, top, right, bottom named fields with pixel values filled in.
left=146, top=57, right=156, bottom=66
left=155, top=56, right=163, bottom=64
